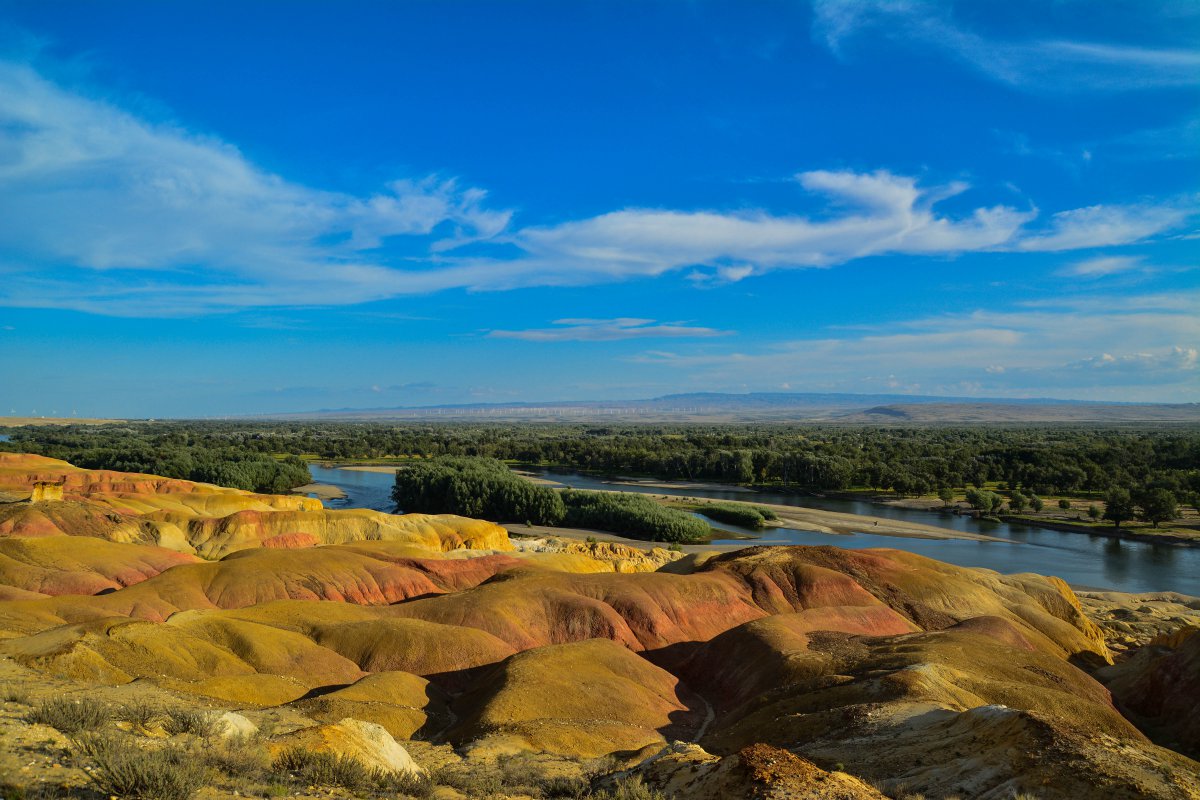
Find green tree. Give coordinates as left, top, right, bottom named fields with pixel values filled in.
left=937, top=487, right=955, bottom=507
left=1102, top=488, right=1135, bottom=529
left=1137, top=488, right=1178, bottom=528
left=1009, top=491, right=1028, bottom=513
left=1057, top=499, right=1071, bottom=511
left=1087, top=504, right=1101, bottom=521
left=1030, top=495, right=1043, bottom=512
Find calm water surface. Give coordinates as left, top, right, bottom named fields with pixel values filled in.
left=307, top=464, right=1199, bottom=596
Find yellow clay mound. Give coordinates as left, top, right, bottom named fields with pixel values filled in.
left=294, top=671, right=452, bottom=739
left=0, top=536, right=199, bottom=595
left=451, top=638, right=700, bottom=758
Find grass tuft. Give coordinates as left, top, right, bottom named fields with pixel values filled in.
left=24, top=697, right=110, bottom=734
left=1, top=684, right=30, bottom=704
left=117, top=700, right=162, bottom=729
left=162, top=709, right=218, bottom=738
left=74, top=733, right=208, bottom=800
left=271, top=747, right=431, bottom=796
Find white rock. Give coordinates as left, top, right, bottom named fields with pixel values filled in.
left=213, top=711, right=258, bottom=740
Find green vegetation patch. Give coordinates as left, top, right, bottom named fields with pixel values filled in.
left=392, top=456, right=566, bottom=525
left=391, top=456, right=708, bottom=542
left=561, top=490, right=710, bottom=543
left=691, top=501, right=778, bottom=529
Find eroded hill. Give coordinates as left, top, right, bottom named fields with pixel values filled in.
left=0, top=453, right=1197, bottom=800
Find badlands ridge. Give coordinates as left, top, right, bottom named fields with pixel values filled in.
left=0, top=452, right=1197, bottom=799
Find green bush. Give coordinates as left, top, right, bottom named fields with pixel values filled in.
left=74, top=734, right=208, bottom=800
left=562, top=490, right=709, bottom=543
left=25, top=697, right=110, bottom=734
left=695, top=502, right=776, bottom=528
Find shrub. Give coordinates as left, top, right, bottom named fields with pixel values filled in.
left=0, top=684, right=29, bottom=704
left=594, top=776, right=666, bottom=800
left=1058, top=499, right=1071, bottom=510
left=695, top=502, right=771, bottom=529
left=74, top=733, right=208, bottom=800
left=25, top=697, right=110, bottom=734
left=117, top=700, right=162, bottom=729
left=562, top=490, right=709, bottom=543
left=271, top=747, right=431, bottom=795
left=201, top=735, right=269, bottom=781
left=162, top=709, right=218, bottom=738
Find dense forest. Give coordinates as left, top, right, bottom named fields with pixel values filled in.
left=391, top=456, right=709, bottom=542
left=0, top=424, right=311, bottom=494
left=3, top=420, right=1198, bottom=505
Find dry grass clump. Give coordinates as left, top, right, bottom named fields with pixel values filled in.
left=431, top=759, right=588, bottom=798
left=162, top=708, right=218, bottom=738
left=0, top=684, right=30, bottom=704
left=73, top=733, right=208, bottom=800
left=592, top=776, right=666, bottom=800
left=271, top=746, right=432, bottom=797
left=201, top=734, right=271, bottom=780
left=117, top=700, right=162, bottom=729
left=24, top=697, right=110, bottom=734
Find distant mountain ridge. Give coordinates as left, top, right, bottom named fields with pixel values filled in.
left=264, top=392, right=1200, bottom=423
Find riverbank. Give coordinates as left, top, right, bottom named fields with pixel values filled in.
left=290, top=482, right=346, bottom=501
left=503, top=523, right=749, bottom=554
left=996, top=516, right=1200, bottom=547
left=661, top=494, right=1008, bottom=541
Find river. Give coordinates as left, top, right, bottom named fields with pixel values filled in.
left=306, top=464, right=1199, bottom=596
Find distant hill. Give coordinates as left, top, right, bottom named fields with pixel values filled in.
left=266, top=392, right=1200, bottom=424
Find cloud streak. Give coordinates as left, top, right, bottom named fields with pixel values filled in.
left=489, top=318, right=734, bottom=342
left=629, top=291, right=1200, bottom=400
left=812, top=0, right=1200, bottom=92
left=0, top=60, right=1194, bottom=315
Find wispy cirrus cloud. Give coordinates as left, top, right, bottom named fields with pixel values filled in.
left=629, top=291, right=1200, bottom=400
left=812, top=0, right=1200, bottom=92
left=489, top=318, right=733, bottom=342
left=1058, top=255, right=1146, bottom=278
left=0, top=59, right=1195, bottom=315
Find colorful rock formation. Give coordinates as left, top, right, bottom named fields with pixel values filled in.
left=0, top=454, right=1197, bottom=800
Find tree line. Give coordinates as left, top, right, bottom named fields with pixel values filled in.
left=3, top=420, right=1197, bottom=513
left=0, top=425, right=310, bottom=494
left=390, top=456, right=709, bottom=542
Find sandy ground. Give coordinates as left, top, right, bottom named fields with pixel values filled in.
left=505, top=493, right=1006, bottom=552
left=290, top=482, right=346, bottom=501
left=605, top=477, right=755, bottom=493
left=505, top=523, right=751, bottom=554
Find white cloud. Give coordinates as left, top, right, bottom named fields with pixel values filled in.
left=0, top=60, right=1194, bottom=315
left=489, top=318, right=733, bottom=342
left=0, top=61, right=511, bottom=312
left=812, top=0, right=1200, bottom=92
left=1016, top=205, right=1190, bottom=252
left=628, top=291, right=1200, bottom=400
left=1058, top=255, right=1145, bottom=278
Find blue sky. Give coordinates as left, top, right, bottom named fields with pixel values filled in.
left=0, top=0, right=1197, bottom=417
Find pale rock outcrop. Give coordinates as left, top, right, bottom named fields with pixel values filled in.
left=270, top=718, right=425, bottom=777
